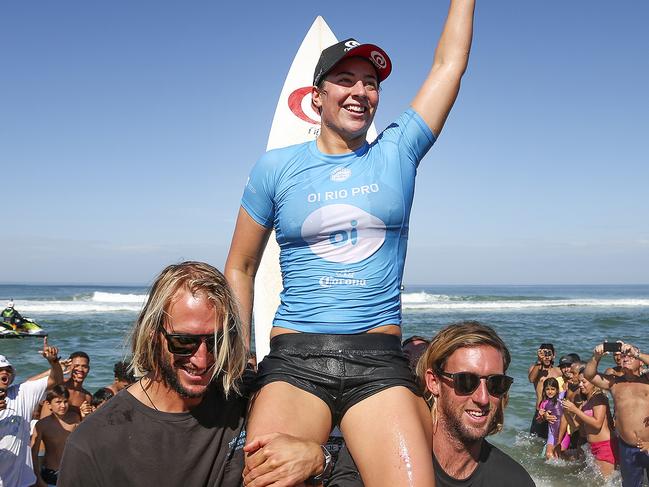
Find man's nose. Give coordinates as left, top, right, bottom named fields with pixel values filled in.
left=190, top=340, right=213, bottom=366
left=471, top=379, right=490, bottom=406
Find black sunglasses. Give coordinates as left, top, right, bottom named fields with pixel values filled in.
left=161, top=328, right=223, bottom=356
left=437, top=369, right=513, bottom=397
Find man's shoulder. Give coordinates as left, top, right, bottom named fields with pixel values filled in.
left=200, top=383, right=249, bottom=422
left=63, top=380, right=91, bottom=394
left=70, top=386, right=247, bottom=444
left=36, top=414, right=57, bottom=429
left=10, top=376, right=47, bottom=400
left=482, top=441, right=535, bottom=485
left=611, top=373, right=649, bottom=387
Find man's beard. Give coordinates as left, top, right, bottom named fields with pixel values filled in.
left=439, top=397, right=498, bottom=448
left=159, top=355, right=209, bottom=399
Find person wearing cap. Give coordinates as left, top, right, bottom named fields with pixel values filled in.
left=226, top=2, right=475, bottom=485
left=0, top=338, right=63, bottom=487
left=558, top=353, right=580, bottom=391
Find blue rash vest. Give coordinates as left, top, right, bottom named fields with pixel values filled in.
left=242, top=108, right=435, bottom=333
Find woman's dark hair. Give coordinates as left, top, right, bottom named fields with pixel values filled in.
left=543, top=377, right=561, bottom=404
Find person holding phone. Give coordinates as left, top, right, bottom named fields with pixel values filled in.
left=601, top=342, right=627, bottom=378
left=528, top=343, right=561, bottom=438
left=584, top=341, right=649, bottom=486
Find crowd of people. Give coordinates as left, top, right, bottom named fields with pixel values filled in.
left=1, top=261, right=538, bottom=487
left=528, top=341, right=649, bottom=485
left=0, top=342, right=137, bottom=487
left=3, top=262, right=649, bottom=487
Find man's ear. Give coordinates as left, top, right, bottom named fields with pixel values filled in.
left=311, top=86, right=322, bottom=114
left=425, top=368, right=441, bottom=397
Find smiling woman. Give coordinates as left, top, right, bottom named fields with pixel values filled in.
left=225, top=2, right=477, bottom=485
left=312, top=56, right=381, bottom=152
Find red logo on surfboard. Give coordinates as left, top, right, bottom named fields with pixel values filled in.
left=288, top=87, right=320, bottom=125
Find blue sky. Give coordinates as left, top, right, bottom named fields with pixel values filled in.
left=1, top=1, right=647, bottom=285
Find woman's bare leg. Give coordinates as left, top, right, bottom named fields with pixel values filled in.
left=247, top=380, right=332, bottom=444
left=341, top=386, right=434, bottom=487
left=595, top=458, right=614, bottom=478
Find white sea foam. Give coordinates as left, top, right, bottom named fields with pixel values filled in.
left=91, top=292, right=147, bottom=304
left=12, top=292, right=147, bottom=314
left=401, top=292, right=649, bottom=311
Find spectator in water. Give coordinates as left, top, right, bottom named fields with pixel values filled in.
left=562, top=371, right=618, bottom=478
left=104, top=360, right=135, bottom=395
left=31, top=385, right=80, bottom=487
left=0, top=340, right=63, bottom=487
left=528, top=343, right=561, bottom=439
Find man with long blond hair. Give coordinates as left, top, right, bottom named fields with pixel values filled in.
left=58, top=261, right=328, bottom=487
left=417, top=321, right=534, bottom=486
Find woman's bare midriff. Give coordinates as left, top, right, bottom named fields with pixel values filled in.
left=270, top=324, right=402, bottom=339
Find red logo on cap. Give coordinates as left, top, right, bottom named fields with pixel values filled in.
left=288, top=87, right=319, bottom=125
left=371, top=51, right=387, bottom=70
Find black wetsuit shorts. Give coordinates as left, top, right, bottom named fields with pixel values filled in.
left=254, top=333, right=420, bottom=426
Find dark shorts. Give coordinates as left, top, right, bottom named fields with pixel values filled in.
left=41, top=466, right=58, bottom=485
left=530, top=409, right=549, bottom=439
left=255, top=333, right=419, bottom=426
left=619, top=438, right=649, bottom=487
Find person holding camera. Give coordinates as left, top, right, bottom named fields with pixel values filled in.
left=561, top=369, right=617, bottom=478
left=584, top=341, right=649, bottom=487
left=528, top=343, right=561, bottom=438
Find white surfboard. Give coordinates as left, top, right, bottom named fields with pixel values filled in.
left=254, top=16, right=378, bottom=360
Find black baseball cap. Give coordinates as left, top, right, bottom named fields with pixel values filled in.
left=313, top=38, right=392, bottom=87
left=558, top=353, right=581, bottom=367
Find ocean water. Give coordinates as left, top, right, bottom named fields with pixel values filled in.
left=2, top=283, right=648, bottom=486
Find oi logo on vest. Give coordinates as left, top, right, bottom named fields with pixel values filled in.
left=301, top=204, right=386, bottom=264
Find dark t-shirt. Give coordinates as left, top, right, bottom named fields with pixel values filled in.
left=57, top=386, right=246, bottom=487
left=434, top=441, right=535, bottom=487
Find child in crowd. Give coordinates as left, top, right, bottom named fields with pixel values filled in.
left=31, top=385, right=80, bottom=486
left=90, top=387, right=114, bottom=409
left=79, top=387, right=114, bottom=419
left=537, top=377, right=565, bottom=459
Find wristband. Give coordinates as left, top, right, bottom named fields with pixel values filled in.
left=305, top=445, right=333, bottom=485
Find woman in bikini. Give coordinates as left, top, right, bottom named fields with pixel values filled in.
left=562, top=370, right=618, bottom=478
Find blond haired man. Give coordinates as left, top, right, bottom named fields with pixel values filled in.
left=58, top=262, right=326, bottom=487
left=418, top=321, right=535, bottom=486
